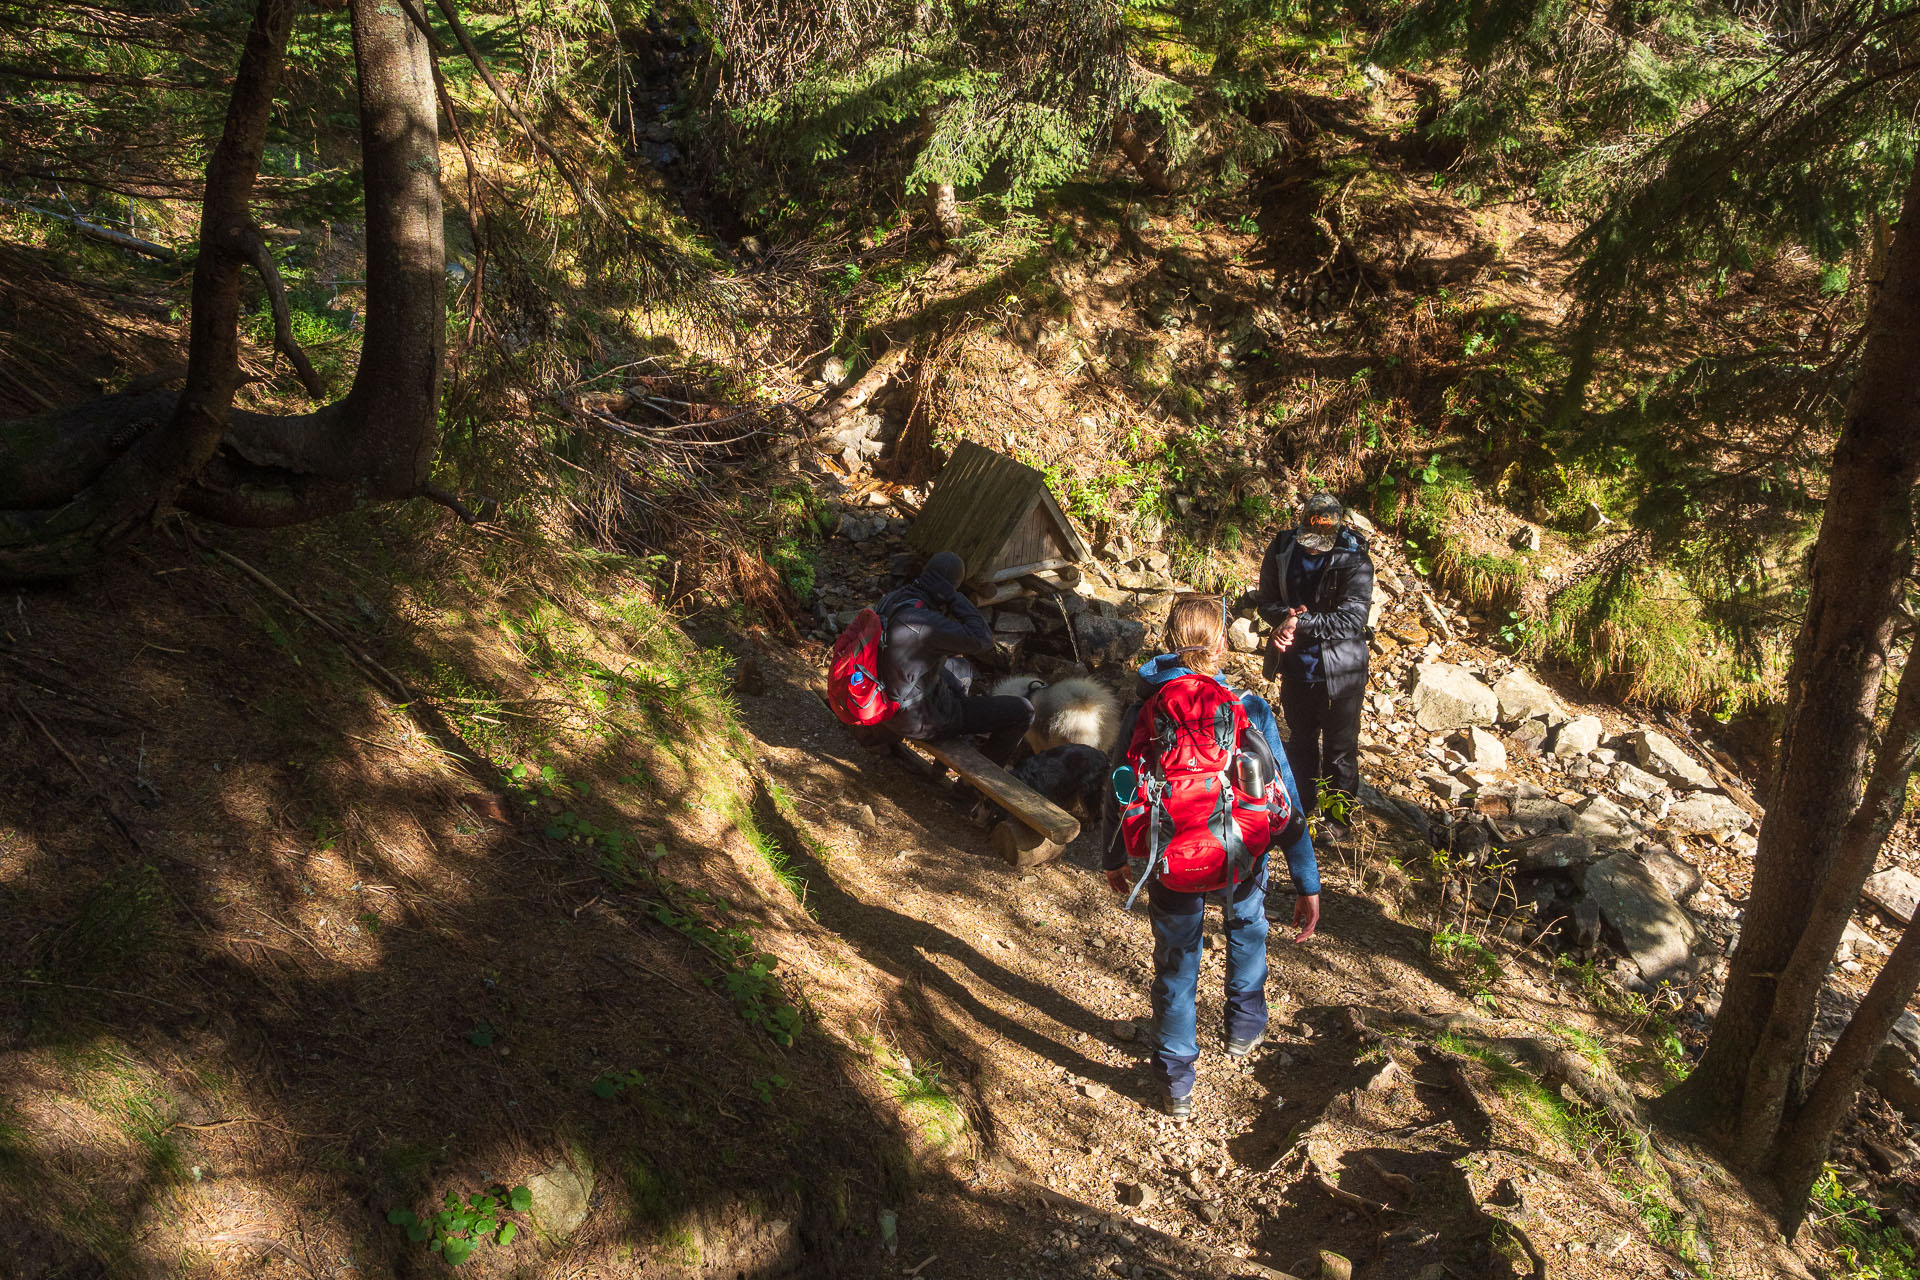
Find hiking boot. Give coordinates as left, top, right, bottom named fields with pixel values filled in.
left=1320, top=820, right=1355, bottom=846
left=1225, top=1029, right=1266, bottom=1061
left=1161, top=1087, right=1192, bottom=1119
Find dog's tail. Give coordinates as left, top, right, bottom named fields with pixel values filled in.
left=990, top=674, right=1047, bottom=702
left=1028, top=676, right=1120, bottom=753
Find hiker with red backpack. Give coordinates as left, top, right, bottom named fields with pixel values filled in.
left=828, top=551, right=1035, bottom=765
left=1101, top=594, right=1320, bottom=1118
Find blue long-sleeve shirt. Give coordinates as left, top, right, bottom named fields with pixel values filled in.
left=1100, top=654, right=1320, bottom=895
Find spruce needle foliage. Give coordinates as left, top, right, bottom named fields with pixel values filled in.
left=1371, top=0, right=1768, bottom=197
left=696, top=0, right=1145, bottom=216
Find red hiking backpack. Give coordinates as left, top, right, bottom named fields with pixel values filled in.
left=827, top=604, right=913, bottom=727
left=1118, top=673, right=1289, bottom=894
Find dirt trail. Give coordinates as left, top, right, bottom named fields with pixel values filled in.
left=728, top=640, right=1733, bottom=1280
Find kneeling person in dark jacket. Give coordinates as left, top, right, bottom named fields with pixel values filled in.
left=873, top=551, right=1034, bottom=765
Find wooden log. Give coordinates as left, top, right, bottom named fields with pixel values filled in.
left=0, top=197, right=177, bottom=260
left=1023, top=565, right=1083, bottom=591
left=984, top=556, right=1075, bottom=583
left=806, top=344, right=910, bottom=432
left=991, top=821, right=1066, bottom=868
left=966, top=580, right=1032, bottom=609
left=904, top=737, right=1080, bottom=844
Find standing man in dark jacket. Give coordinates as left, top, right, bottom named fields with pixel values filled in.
left=872, top=551, right=1034, bottom=764
left=1257, top=494, right=1374, bottom=839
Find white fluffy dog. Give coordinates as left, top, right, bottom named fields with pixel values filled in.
left=991, top=674, right=1121, bottom=754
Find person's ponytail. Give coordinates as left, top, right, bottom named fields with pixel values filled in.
left=1165, top=595, right=1227, bottom=674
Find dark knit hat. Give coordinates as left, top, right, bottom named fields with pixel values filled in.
left=921, top=551, right=966, bottom=587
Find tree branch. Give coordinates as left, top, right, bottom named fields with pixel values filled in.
left=0, top=196, right=177, bottom=260
left=419, top=482, right=478, bottom=525
left=238, top=227, right=327, bottom=398
left=420, top=0, right=606, bottom=220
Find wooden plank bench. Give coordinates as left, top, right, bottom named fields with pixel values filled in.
left=809, top=677, right=1081, bottom=867
left=899, top=736, right=1081, bottom=868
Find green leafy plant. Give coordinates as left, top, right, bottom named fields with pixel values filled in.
left=1809, top=1166, right=1919, bottom=1280
left=592, top=1069, right=645, bottom=1099
left=1432, top=928, right=1503, bottom=1007
left=387, top=1184, right=532, bottom=1264
left=749, top=1073, right=789, bottom=1105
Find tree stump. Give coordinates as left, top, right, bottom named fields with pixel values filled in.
left=992, top=820, right=1064, bottom=868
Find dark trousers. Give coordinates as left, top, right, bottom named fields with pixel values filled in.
left=872, top=658, right=1033, bottom=766
left=937, top=692, right=1033, bottom=765
left=1279, top=679, right=1363, bottom=817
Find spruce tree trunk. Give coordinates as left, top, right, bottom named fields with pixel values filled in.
left=1662, top=157, right=1920, bottom=1151
left=1737, top=635, right=1920, bottom=1162
left=927, top=180, right=963, bottom=240
left=1776, top=913, right=1920, bottom=1235
left=0, top=0, right=296, bottom=580
left=0, top=0, right=446, bottom=577
left=183, top=0, right=445, bottom=525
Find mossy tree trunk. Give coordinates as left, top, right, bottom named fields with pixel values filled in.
left=0, top=0, right=445, bottom=582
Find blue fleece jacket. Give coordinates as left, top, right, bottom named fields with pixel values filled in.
left=1101, top=653, right=1320, bottom=895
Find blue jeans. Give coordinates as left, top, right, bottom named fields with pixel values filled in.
left=1147, top=858, right=1269, bottom=1097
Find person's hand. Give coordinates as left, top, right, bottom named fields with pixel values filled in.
left=1292, top=893, right=1320, bottom=941
left=1270, top=607, right=1304, bottom=652
left=1105, top=868, right=1129, bottom=895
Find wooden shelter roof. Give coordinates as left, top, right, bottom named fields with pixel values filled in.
left=907, top=441, right=1091, bottom=582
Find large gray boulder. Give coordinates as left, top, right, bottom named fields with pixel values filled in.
left=1420, top=769, right=1472, bottom=805
left=1493, top=668, right=1563, bottom=725
left=1629, top=730, right=1717, bottom=791
left=1506, top=719, right=1550, bottom=757
left=1228, top=616, right=1261, bottom=652
left=1580, top=852, right=1701, bottom=988
left=1610, top=761, right=1670, bottom=804
left=1511, top=833, right=1598, bottom=873
left=1453, top=725, right=1508, bottom=773
left=1865, top=867, right=1920, bottom=925
left=1510, top=794, right=1576, bottom=836
left=1572, top=795, right=1638, bottom=846
left=1412, top=662, right=1499, bottom=732
left=1551, top=715, right=1604, bottom=758
left=1666, top=792, right=1753, bottom=842
left=1072, top=613, right=1147, bottom=665
left=1638, top=845, right=1703, bottom=903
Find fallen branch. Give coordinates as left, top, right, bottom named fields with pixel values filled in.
left=0, top=196, right=177, bottom=260
left=806, top=344, right=910, bottom=433
left=419, top=482, right=480, bottom=526
left=15, top=695, right=146, bottom=854
left=1655, top=711, right=1765, bottom=819
left=209, top=547, right=412, bottom=702
left=239, top=226, right=327, bottom=397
